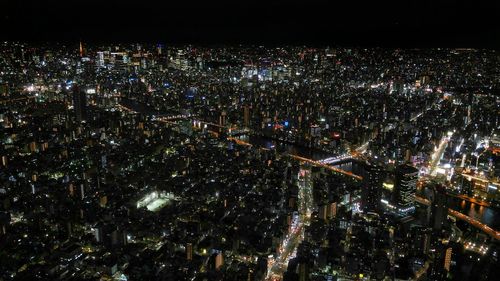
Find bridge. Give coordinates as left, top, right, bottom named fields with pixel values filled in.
left=287, top=154, right=363, bottom=181
left=0, top=96, right=36, bottom=104
left=225, top=136, right=363, bottom=181
left=415, top=195, right=500, bottom=240
left=317, top=154, right=353, bottom=165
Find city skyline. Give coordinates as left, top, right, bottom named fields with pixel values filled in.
left=0, top=1, right=499, bottom=281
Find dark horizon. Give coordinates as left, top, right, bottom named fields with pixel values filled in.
left=1, top=0, right=499, bottom=48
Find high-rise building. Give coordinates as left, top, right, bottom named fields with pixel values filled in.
left=298, top=262, right=309, bottom=281
left=215, top=252, right=224, bottom=270
left=409, top=226, right=431, bottom=256
left=430, top=185, right=448, bottom=232
left=444, top=247, right=452, bottom=271
left=243, top=105, right=250, bottom=127
left=97, top=51, right=105, bottom=68
left=318, top=204, right=328, bottom=221
left=186, top=243, right=193, bottom=260
left=394, top=164, right=418, bottom=214
left=0, top=83, right=8, bottom=96
left=219, top=111, right=227, bottom=127
left=328, top=201, right=337, bottom=219
left=72, top=85, right=87, bottom=122
left=430, top=244, right=451, bottom=279
left=362, top=161, right=385, bottom=211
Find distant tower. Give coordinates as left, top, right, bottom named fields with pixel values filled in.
left=79, top=41, right=84, bottom=57
left=72, top=85, right=87, bottom=122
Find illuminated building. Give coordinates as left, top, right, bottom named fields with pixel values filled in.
left=329, top=201, right=337, bottom=218
left=215, top=252, right=224, bottom=270
left=394, top=164, right=418, bottom=214
left=79, top=41, right=84, bottom=57
left=186, top=243, right=193, bottom=260
left=444, top=247, right=452, bottom=271
left=219, top=111, right=227, bottom=127
left=97, top=51, right=105, bottom=67
left=318, top=204, right=328, bottom=221
left=362, top=161, right=384, bottom=212
left=135, top=190, right=173, bottom=211
left=410, top=226, right=431, bottom=255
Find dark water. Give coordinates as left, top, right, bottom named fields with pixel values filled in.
left=120, top=98, right=161, bottom=115
left=238, top=134, right=333, bottom=160
left=448, top=198, right=500, bottom=230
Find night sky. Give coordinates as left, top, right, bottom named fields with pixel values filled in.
left=1, top=0, right=499, bottom=47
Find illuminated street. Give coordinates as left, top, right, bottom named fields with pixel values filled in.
left=266, top=167, right=313, bottom=281
left=429, top=134, right=452, bottom=176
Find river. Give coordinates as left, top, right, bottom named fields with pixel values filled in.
left=239, top=134, right=500, bottom=230
left=448, top=198, right=500, bottom=230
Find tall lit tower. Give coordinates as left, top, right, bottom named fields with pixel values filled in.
left=79, top=41, right=84, bottom=57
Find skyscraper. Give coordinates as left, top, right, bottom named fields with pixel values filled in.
left=186, top=243, right=193, bottom=260
left=215, top=252, right=224, bottom=270
left=219, top=110, right=227, bottom=127
left=394, top=164, right=418, bottom=214
left=430, top=185, right=448, bottom=232
left=362, top=161, right=385, bottom=212
left=72, top=85, right=87, bottom=122
left=243, top=105, right=250, bottom=128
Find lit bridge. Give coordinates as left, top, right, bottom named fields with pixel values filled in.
left=415, top=196, right=500, bottom=240
left=287, top=154, right=362, bottom=181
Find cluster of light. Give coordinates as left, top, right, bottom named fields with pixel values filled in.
left=318, top=154, right=351, bottom=164
left=352, top=202, right=362, bottom=213
left=380, top=199, right=397, bottom=210
left=398, top=206, right=415, bottom=213
left=136, top=191, right=159, bottom=208
left=24, top=85, right=36, bottom=92
left=383, top=182, right=394, bottom=191
left=464, top=242, right=489, bottom=255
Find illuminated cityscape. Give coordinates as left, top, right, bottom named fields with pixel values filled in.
left=0, top=1, right=499, bottom=281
